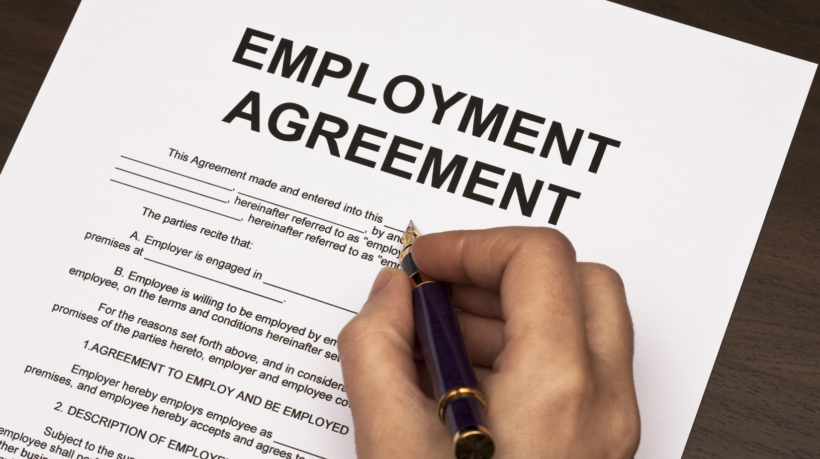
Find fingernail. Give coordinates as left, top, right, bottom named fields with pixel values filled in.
left=368, top=267, right=396, bottom=300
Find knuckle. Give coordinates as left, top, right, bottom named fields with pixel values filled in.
left=337, top=317, right=370, bottom=356
left=338, top=314, right=401, bottom=361
left=607, top=406, right=641, bottom=458
left=550, top=366, right=596, bottom=403
left=525, top=227, right=577, bottom=262
left=584, top=263, right=625, bottom=292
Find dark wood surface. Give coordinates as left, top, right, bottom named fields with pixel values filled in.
left=2, top=1, right=818, bottom=457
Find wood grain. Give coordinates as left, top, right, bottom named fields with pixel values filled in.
left=0, top=0, right=79, bottom=171
left=1, top=1, right=818, bottom=457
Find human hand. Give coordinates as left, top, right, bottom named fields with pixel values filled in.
left=338, top=227, right=640, bottom=458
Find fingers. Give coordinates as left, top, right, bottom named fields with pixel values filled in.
left=576, top=262, right=640, bottom=453
left=338, top=268, right=449, bottom=456
left=339, top=268, right=417, bottom=402
left=577, top=263, right=634, bottom=385
left=413, top=227, right=590, bottom=373
left=457, top=311, right=503, bottom=368
left=451, top=284, right=502, bottom=319
left=450, top=261, right=633, bottom=383
left=413, top=227, right=575, bottom=292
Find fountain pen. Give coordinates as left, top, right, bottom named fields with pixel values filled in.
left=399, top=221, right=495, bottom=459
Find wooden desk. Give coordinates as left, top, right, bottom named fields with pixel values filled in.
left=2, top=1, right=818, bottom=457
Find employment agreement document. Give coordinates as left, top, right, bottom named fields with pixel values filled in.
left=0, top=1, right=814, bottom=458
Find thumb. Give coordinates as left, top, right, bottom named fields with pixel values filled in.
left=338, top=268, right=449, bottom=458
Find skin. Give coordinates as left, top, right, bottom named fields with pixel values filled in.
left=338, top=227, right=640, bottom=458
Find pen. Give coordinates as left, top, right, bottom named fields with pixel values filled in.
left=399, top=221, right=495, bottom=459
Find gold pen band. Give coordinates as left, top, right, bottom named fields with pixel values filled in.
left=409, top=271, right=435, bottom=289
left=438, top=387, right=488, bottom=423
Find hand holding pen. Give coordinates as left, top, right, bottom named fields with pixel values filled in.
left=338, top=227, right=640, bottom=458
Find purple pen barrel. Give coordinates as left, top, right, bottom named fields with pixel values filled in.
left=413, top=281, right=495, bottom=458
left=399, top=222, right=494, bottom=459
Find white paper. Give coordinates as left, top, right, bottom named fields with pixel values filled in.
left=0, top=1, right=814, bottom=458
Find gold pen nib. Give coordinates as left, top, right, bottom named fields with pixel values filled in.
left=399, top=221, right=427, bottom=282
left=399, top=220, right=421, bottom=264
left=401, top=220, right=421, bottom=249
